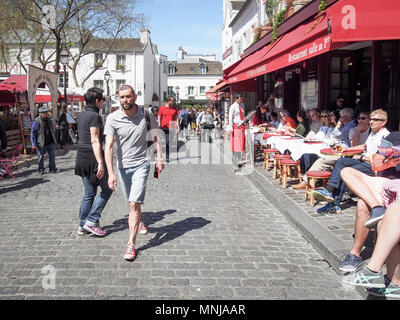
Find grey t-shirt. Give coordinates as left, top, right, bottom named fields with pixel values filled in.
left=104, top=106, right=158, bottom=169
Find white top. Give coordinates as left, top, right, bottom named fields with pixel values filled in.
left=227, top=102, right=245, bottom=132
left=364, top=128, right=390, bottom=157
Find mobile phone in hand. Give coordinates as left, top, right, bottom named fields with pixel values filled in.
left=153, top=165, right=159, bottom=179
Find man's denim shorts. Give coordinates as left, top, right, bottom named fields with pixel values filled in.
left=118, top=161, right=150, bottom=204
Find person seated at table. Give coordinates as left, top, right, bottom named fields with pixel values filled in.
left=337, top=132, right=400, bottom=274
left=265, top=112, right=279, bottom=129
left=292, top=108, right=356, bottom=190
left=313, top=108, right=390, bottom=213
left=285, top=109, right=309, bottom=137
left=304, top=108, right=323, bottom=140
left=329, top=109, right=340, bottom=128
left=348, top=111, right=370, bottom=147
left=269, top=109, right=297, bottom=133
left=251, top=103, right=269, bottom=127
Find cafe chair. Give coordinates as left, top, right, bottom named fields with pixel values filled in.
left=0, top=143, right=23, bottom=179
left=305, top=170, right=332, bottom=206
left=264, top=148, right=279, bottom=171
left=280, top=158, right=302, bottom=188
left=272, top=153, right=291, bottom=180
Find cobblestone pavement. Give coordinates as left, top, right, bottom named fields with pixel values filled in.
left=0, top=134, right=362, bottom=300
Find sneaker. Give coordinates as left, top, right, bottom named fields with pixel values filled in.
left=317, top=202, right=342, bottom=214
left=366, top=277, right=400, bottom=299
left=342, top=266, right=386, bottom=288
left=124, top=243, right=136, bottom=261
left=83, top=224, right=107, bottom=236
left=364, top=206, right=386, bottom=229
left=77, top=226, right=90, bottom=236
left=138, top=222, right=148, bottom=235
left=339, top=253, right=363, bottom=273
left=312, top=187, right=334, bottom=202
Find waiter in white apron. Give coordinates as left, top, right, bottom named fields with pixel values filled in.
left=227, top=94, right=246, bottom=173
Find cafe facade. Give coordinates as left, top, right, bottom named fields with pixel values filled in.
left=222, top=0, right=400, bottom=131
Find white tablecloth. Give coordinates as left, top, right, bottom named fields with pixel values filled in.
left=254, top=133, right=328, bottom=161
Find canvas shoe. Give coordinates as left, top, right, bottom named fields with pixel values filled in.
left=83, top=224, right=107, bottom=237
left=77, top=226, right=90, bottom=236
left=339, top=253, right=363, bottom=273
left=342, top=266, right=386, bottom=288
left=366, top=276, right=400, bottom=299
left=312, top=187, right=334, bottom=202
left=138, top=222, right=148, bottom=235
left=364, top=206, right=386, bottom=229
left=317, top=202, right=342, bottom=214
left=124, top=243, right=136, bottom=261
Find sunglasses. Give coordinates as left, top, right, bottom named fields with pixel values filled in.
left=358, top=117, right=368, bottom=120
left=321, top=115, right=329, bottom=118
left=370, top=118, right=385, bottom=122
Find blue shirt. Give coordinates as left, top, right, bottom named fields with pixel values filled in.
left=330, top=120, right=357, bottom=147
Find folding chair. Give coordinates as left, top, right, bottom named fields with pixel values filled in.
left=0, top=143, right=23, bottom=179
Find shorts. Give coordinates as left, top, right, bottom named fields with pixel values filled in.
left=118, top=161, right=150, bottom=204
left=380, top=179, right=400, bottom=207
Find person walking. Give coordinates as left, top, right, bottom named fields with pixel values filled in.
left=104, top=84, right=164, bottom=261
left=74, top=88, right=113, bottom=237
left=57, top=103, right=70, bottom=149
left=228, top=94, right=246, bottom=172
left=158, top=96, right=179, bottom=162
left=30, top=106, right=58, bottom=175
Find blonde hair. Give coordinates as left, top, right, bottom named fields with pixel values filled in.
left=370, top=109, right=387, bottom=121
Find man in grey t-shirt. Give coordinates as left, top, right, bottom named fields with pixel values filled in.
left=104, top=85, right=164, bottom=261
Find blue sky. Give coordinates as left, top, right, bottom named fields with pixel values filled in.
left=135, top=0, right=223, bottom=61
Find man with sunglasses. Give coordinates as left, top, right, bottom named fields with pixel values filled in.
left=349, top=111, right=370, bottom=147
left=314, top=109, right=390, bottom=214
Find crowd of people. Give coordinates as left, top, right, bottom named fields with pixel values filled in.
left=246, top=93, right=400, bottom=298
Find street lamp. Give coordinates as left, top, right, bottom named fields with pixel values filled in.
left=104, top=70, right=111, bottom=115
left=59, top=46, right=69, bottom=105
left=175, top=86, right=180, bottom=105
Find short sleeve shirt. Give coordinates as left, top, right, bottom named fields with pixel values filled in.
left=77, top=109, right=104, bottom=151
left=158, top=105, right=178, bottom=129
left=104, top=107, right=158, bottom=169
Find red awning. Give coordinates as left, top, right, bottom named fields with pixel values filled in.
left=0, top=75, right=28, bottom=106
left=224, top=11, right=333, bottom=84
left=329, top=0, right=400, bottom=43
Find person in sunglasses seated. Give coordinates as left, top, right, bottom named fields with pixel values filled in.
left=313, top=109, right=390, bottom=213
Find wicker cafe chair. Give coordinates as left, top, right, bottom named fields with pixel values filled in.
left=280, top=158, right=302, bottom=188
left=0, top=143, right=23, bottom=179
left=305, top=170, right=332, bottom=206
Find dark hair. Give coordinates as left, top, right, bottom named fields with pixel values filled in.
left=297, top=109, right=307, bottom=120
left=84, top=87, right=104, bottom=106
left=271, top=112, right=278, bottom=119
left=234, top=94, right=242, bottom=100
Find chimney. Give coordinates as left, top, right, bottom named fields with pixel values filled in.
left=140, top=29, right=150, bottom=44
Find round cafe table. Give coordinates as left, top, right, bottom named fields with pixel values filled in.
left=320, top=147, right=364, bottom=157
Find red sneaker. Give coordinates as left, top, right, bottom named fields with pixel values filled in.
left=124, top=243, right=136, bottom=261
left=138, top=222, right=148, bottom=235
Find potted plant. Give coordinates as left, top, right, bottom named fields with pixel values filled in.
left=265, top=0, right=280, bottom=25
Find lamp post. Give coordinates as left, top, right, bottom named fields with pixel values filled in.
left=104, top=70, right=111, bottom=115
left=175, top=86, right=180, bottom=105
left=59, top=47, right=69, bottom=105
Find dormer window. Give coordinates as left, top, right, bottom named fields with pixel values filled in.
left=199, top=63, right=207, bottom=74
left=168, top=63, right=176, bottom=75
